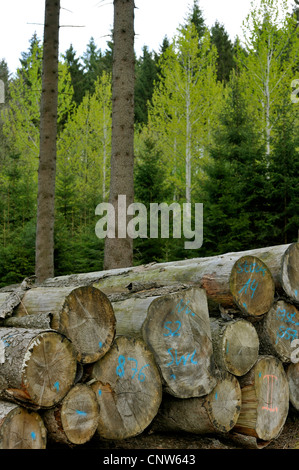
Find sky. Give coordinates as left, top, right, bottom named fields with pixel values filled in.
left=0, top=0, right=290, bottom=75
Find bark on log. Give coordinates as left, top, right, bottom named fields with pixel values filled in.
left=42, top=383, right=100, bottom=446
left=141, top=287, right=218, bottom=398
left=151, top=372, right=241, bottom=435
left=87, top=336, right=162, bottom=440
left=13, top=285, right=116, bottom=363
left=286, top=362, right=299, bottom=412
left=0, top=401, right=47, bottom=449
left=0, top=328, right=77, bottom=408
left=38, top=252, right=276, bottom=318
left=255, top=300, right=299, bottom=363
left=232, top=355, right=289, bottom=442
left=210, top=318, right=259, bottom=376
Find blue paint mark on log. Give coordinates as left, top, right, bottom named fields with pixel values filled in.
left=215, top=392, right=218, bottom=400
left=54, top=381, right=59, bottom=392
left=76, top=410, right=87, bottom=416
left=98, top=389, right=102, bottom=396
left=31, top=432, right=36, bottom=440
left=99, top=341, right=102, bottom=348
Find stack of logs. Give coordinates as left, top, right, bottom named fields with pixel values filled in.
left=0, top=242, right=298, bottom=449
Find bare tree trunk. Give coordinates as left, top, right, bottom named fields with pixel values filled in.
left=104, top=0, right=135, bottom=270
left=35, top=0, right=60, bottom=282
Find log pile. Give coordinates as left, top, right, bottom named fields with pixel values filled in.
left=0, top=242, right=298, bottom=449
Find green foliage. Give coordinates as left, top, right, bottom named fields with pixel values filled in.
left=200, top=72, right=269, bottom=256
left=1, top=1, right=299, bottom=285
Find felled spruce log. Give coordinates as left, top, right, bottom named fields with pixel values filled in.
left=210, top=318, right=259, bottom=376
left=0, top=328, right=77, bottom=408
left=0, top=401, right=47, bottom=449
left=39, top=251, right=276, bottom=318
left=254, top=300, right=299, bottom=363
left=42, top=383, right=100, bottom=446
left=232, top=355, right=289, bottom=442
left=151, top=372, right=241, bottom=435
left=12, top=285, right=116, bottom=364
left=87, top=336, right=162, bottom=440
left=111, top=287, right=217, bottom=398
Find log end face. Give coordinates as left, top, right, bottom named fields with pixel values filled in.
left=230, top=256, right=275, bottom=317
left=281, top=243, right=299, bottom=303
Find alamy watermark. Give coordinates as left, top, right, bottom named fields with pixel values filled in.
left=95, top=195, right=203, bottom=250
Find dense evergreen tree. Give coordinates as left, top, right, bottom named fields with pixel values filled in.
left=200, top=72, right=268, bottom=256
left=267, top=91, right=299, bottom=244
left=210, top=21, right=235, bottom=82
left=185, top=0, right=206, bottom=40
left=134, top=46, right=158, bottom=125
left=63, top=44, right=85, bottom=106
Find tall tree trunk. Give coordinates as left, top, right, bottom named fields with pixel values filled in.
left=104, top=0, right=135, bottom=270
left=35, top=0, right=60, bottom=282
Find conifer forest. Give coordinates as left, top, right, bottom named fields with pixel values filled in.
left=0, top=0, right=299, bottom=287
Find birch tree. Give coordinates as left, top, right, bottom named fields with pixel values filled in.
left=238, top=0, right=299, bottom=156
left=148, top=23, right=222, bottom=205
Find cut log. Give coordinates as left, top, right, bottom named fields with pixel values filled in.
left=232, top=355, right=289, bottom=442
left=286, top=362, right=299, bottom=411
left=0, top=401, right=47, bottom=449
left=42, top=383, right=100, bottom=446
left=38, top=251, right=276, bottom=318
left=255, top=300, right=299, bottom=363
left=141, top=287, right=218, bottom=398
left=87, top=336, right=162, bottom=440
left=13, top=285, right=116, bottom=363
left=210, top=318, right=259, bottom=376
left=151, top=372, right=241, bottom=435
left=0, top=328, right=77, bottom=408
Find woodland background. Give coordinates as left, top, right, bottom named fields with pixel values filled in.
left=0, top=0, right=299, bottom=288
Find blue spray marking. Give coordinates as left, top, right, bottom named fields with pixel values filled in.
left=170, top=374, right=176, bottom=380
left=54, top=381, right=59, bottom=392
left=215, top=392, right=218, bottom=401
left=243, top=303, right=247, bottom=310
left=99, top=341, right=102, bottom=348
left=226, top=342, right=229, bottom=354
left=31, top=432, right=36, bottom=440
left=259, top=372, right=262, bottom=378
left=76, top=410, right=87, bottom=416
left=295, top=290, right=298, bottom=297
left=98, top=389, right=102, bottom=396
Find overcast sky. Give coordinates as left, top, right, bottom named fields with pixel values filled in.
left=0, top=0, right=291, bottom=75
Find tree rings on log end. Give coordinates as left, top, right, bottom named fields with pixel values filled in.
left=210, top=319, right=259, bottom=377
left=281, top=242, right=299, bottom=303
left=233, top=356, right=289, bottom=442
left=0, top=328, right=77, bottom=408
left=0, top=402, right=47, bottom=449
left=204, top=372, right=241, bottom=433
left=89, top=336, right=162, bottom=440
left=142, top=287, right=217, bottom=398
left=230, top=256, right=275, bottom=317
left=44, top=383, right=100, bottom=446
left=256, top=300, right=299, bottom=363
left=55, top=286, right=116, bottom=364
left=14, top=286, right=116, bottom=364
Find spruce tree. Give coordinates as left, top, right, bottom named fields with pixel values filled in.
left=267, top=91, right=299, bottom=244
left=135, top=46, right=158, bottom=125
left=63, top=44, right=85, bottom=106
left=210, top=21, right=235, bottom=82
left=201, top=72, right=268, bottom=256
